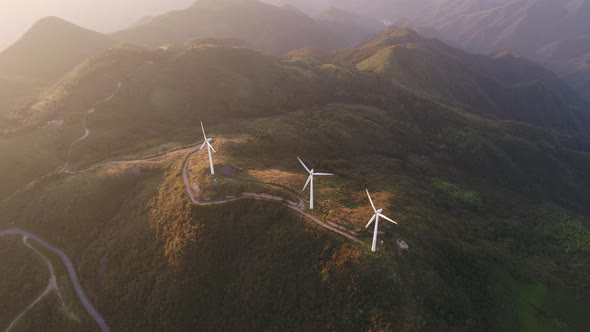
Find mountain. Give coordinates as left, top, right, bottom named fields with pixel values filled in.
left=411, top=0, right=514, bottom=27
left=1, top=34, right=590, bottom=330
left=314, top=6, right=385, bottom=33
left=0, top=17, right=115, bottom=80
left=266, top=0, right=437, bottom=21
left=2, top=24, right=590, bottom=331
left=0, top=17, right=115, bottom=126
left=415, top=0, right=574, bottom=55
left=112, top=0, right=382, bottom=55
left=409, top=0, right=590, bottom=99
left=331, top=28, right=590, bottom=132
left=537, top=34, right=590, bottom=62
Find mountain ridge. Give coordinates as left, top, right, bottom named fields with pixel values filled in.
left=0, top=16, right=115, bottom=80
left=331, top=28, right=590, bottom=132
left=112, top=0, right=383, bottom=55
left=409, top=0, right=590, bottom=99
left=1, top=19, right=590, bottom=330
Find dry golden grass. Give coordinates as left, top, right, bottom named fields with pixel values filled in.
left=247, top=169, right=303, bottom=188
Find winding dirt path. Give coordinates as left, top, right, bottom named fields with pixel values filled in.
left=0, top=60, right=153, bottom=331
left=0, top=45, right=363, bottom=331
left=181, top=151, right=363, bottom=244
left=0, top=145, right=362, bottom=331
left=0, top=61, right=152, bottom=208
left=60, top=81, right=122, bottom=173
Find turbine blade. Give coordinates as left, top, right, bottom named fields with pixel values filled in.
left=200, top=142, right=207, bottom=150
left=201, top=121, right=207, bottom=139
left=314, top=173, right=334, bottom=176
left=366, top=189, right=377, bottom=213
left=302, top=175, right=312, bottom=191
left=365, top=214, right=376, bottom=228
left=378, top=214, right=398, bottom=224
left=207, top=142, right=216, bottom=153
left=297, top=157, right=311, bottom=173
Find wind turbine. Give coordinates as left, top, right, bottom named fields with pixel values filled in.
left=200, top=122, right=216, bottom=175
left=298, top=157, right=333, bottom=210
left=365, top=189, right=398, bottom=252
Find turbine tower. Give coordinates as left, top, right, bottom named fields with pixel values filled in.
left=200, top=122, right=216, bottom=175
left=298, top=157, right=333, bottom=210
left=365, top=189, right=398, bottom=252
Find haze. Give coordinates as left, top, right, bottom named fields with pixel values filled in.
left=0, top=0, right=195, bottom=50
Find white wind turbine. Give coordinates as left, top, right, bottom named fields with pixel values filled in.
left=365, top=189, right=398, bottom=252
left=200, top=122, right=216, bottom=175
left=298, top=157, right=333, bottom=210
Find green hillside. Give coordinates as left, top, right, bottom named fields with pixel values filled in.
left=2, top=101, right=590, bottom=330
left=410, top=0, right=590, bottom=102
left=333, top=28, right=590, bottom=133
left=0, top=17, right=115, bottom=131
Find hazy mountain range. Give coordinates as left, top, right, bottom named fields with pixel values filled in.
left=0, top=0, right=384, bottom=120
left=2, top=0, right=587, bottom=132
left=1, top=0, right=590, bottom=330
left=113, top=0, right=384, bottom=54
left=264, top=0, right=435, bottom=20
left=262, top=0, right=590, bottom=99
left=405, top=0, right=590, bottom=98
left=0, top=0, right=195, bottom=51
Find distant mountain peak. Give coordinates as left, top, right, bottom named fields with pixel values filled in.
left=0, top=16, right=114, bottom=79
left=359, top=27, right=423, bottom=49
left=21, top=16, right=106, bottom=40
left=490, top=49, right=522, bottom=59
left=314, top=6, right=385, bottom=33
left=192, top=0, right=257, bottom=9
left=32, top=16, right=70, bottom=26
left=113, top=0, right=379, bottom=55
left=189, top=38, right=250, bottom=49
left=24, top=16, right=95, bottom=36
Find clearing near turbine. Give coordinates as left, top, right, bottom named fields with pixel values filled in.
left=298, top=157, right=333, bottom=210
left=365, top=189, right=398, bottom=252
left=200, top=122, right=216, bottom=175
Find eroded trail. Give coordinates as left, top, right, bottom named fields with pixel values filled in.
left=0, top=46, right=363, bottom=331
left=1, top=61, right=151, bottom=208
left=60, top=81, right=123, bottom=172
left=0, top=229, right=108, bottom=332
left=181, top=151, right=363, bottom=244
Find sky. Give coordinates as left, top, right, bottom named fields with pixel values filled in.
left=0, top=0, right=195, bottom=50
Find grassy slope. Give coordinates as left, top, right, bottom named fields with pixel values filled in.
left=204, top=104, right=590, bottom=330
left=0, top=237, right=47, bottom=326
left=0, top=45, right=156, bottom=200
left=0, top=151, right=404, bottom=331
left=333, top=29, right=590, bottom=133
left=0, top=75, right=46, bottom=124
left=1, top=101, right=589, bottom=330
